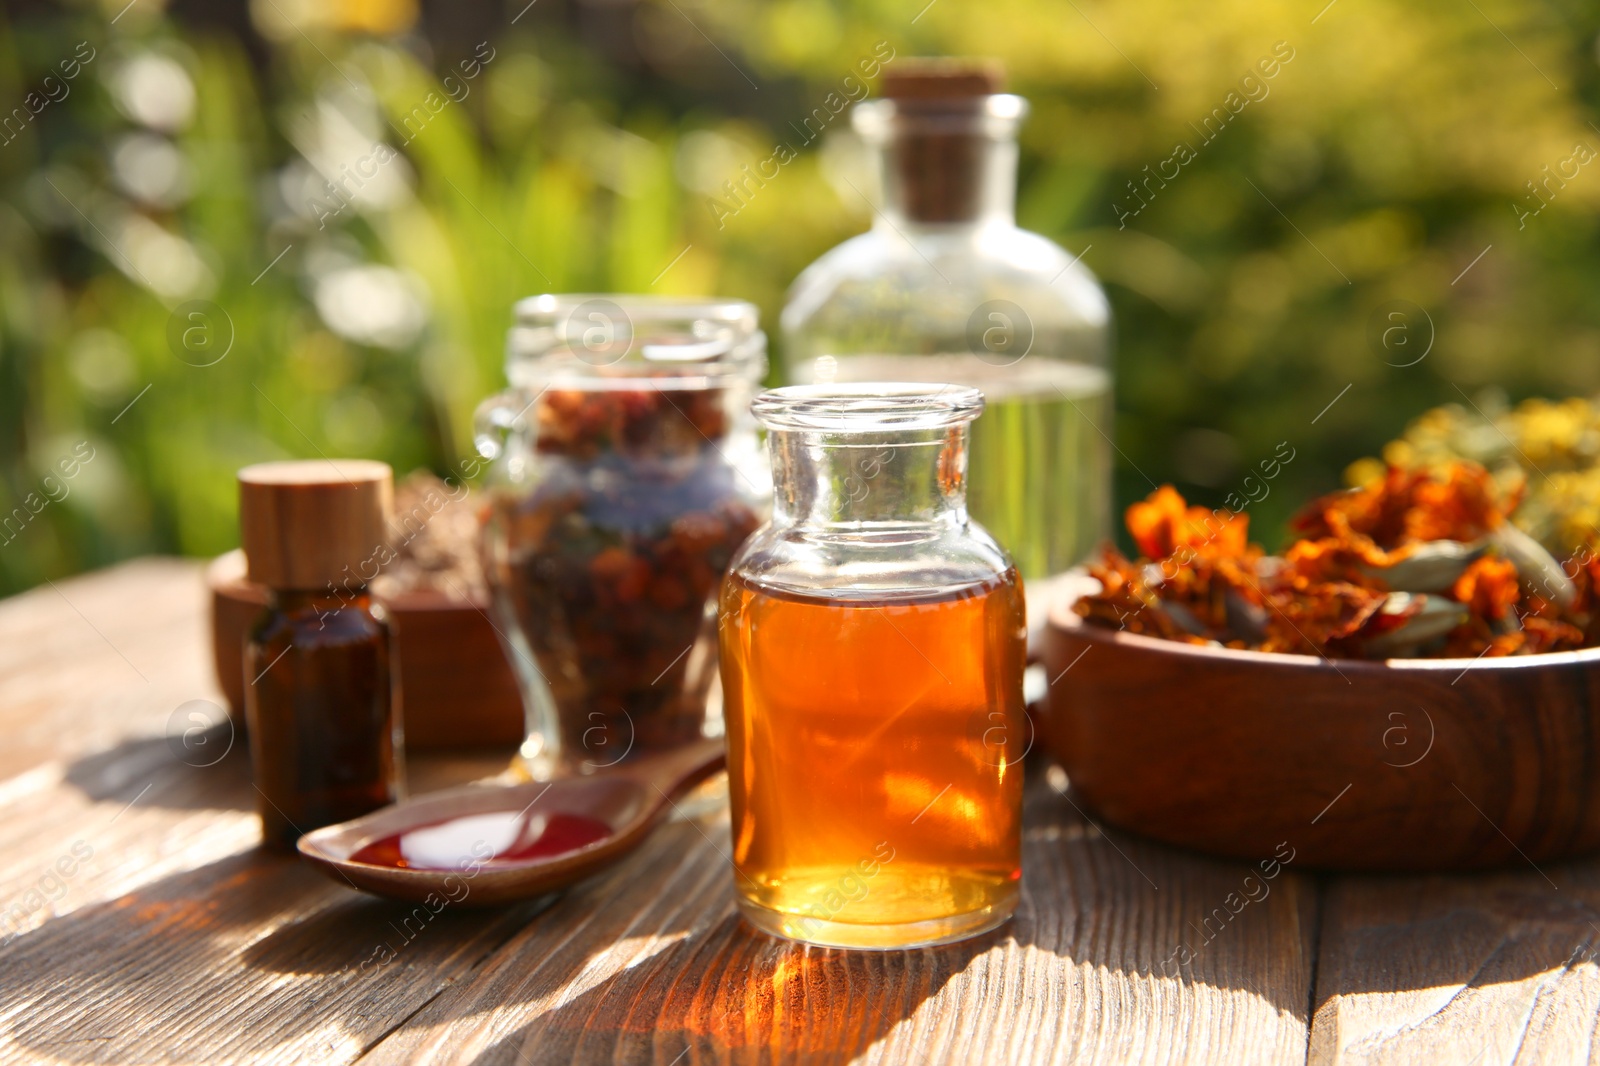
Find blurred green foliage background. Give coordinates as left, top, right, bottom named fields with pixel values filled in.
left=1, top=0, right=1598, bottom=594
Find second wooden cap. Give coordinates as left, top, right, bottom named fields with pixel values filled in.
left=238, top=460, right=393, bottom=589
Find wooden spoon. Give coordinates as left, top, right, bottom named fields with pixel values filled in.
left=297, top=737, right=725, bottom=906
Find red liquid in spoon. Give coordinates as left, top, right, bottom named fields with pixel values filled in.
left=349, top=809, right=614, bottom=870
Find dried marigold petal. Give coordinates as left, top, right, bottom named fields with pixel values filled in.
left=1568, top=555, right=1600, bottom=646
left=1281, top=537, right=1392, bottom=589
left=1125, top=486, right=1187, bottom=560
left=1521, top=616, right=1587, bottom=654
left=1257, top=569, right=1420, bottom=656
left=1126, top=486, right=1247, bottom=562
left=1075, top=547, right=1185, bottom=641
left=1441, top=616, right=1499, bottom=659
left=1073, top=468, right=1596, bottom=659
left=1406, top=464, right=1503, bottom=543
left=1488, top=632, right=1526, bottom=656
left=1450, top=556, right=1520, bottom=622
left=1260, top=581, right=1390, bottom=655
left=1292, top=462, right=1505, bottom=550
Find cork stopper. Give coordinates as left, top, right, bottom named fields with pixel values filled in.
left=238, top=460, right=393, bottom=589
left=881, top=58, right=1005, bottom=101
left=872, top=58, right=1009, bottom=224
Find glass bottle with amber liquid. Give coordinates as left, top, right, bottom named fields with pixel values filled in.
left=719, top=383, right=1027, bottom=949
left=239, top=460, right=403, bottom=850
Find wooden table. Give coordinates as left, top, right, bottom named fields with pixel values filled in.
left=2, top=559, right=1597, bottom=1064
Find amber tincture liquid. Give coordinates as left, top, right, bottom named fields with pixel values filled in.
left=720, top=569, right=1026, bottom=948
left=246, top=589, right=399, bottom=850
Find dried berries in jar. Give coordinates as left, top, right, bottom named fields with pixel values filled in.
left=490, top=382, right=761, bottom=768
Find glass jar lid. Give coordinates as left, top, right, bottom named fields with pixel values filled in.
left=506, top=294, right=766, bottom=391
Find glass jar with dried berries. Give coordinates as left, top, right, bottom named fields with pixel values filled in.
left=476, top=296, right=769, bottom=779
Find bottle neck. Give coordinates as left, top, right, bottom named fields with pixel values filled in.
left=270, top=586, right=373, bottom=614
left=874, top=136, right=1017, bottom=228
left=858, top=95, right=1025, bottom=228
left=768, top=425, right=972, bottom=532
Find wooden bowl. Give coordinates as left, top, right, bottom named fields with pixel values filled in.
left=207, top=551, right=523, bottom=750
left=1041, top=580, right=1600, bottom=872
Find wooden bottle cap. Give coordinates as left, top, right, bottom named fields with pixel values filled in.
left=238, top=460, right=393, bottom=589
left=881, top=58, right=1005, bottom=101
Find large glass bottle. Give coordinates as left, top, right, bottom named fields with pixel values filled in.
left=720, top=383, right=1027, bottom=949
left=782, top=60, right=1112, bottom=578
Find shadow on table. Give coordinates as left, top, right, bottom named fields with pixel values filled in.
left=63, top=725, right=254, bottom=811
left=0, top=847, right=546, bottom=1063
left=462, top=790, right=1315, bottom=1065
left=1308, top=856, right=1600, bottom=1000
left=470, top=911, right=1007, bottom=1066
left=25, top=747, right=1600, bottom=1065
left=62, top=724, right=516, bottom=814
left=241, top=887, right=556, bottom=975
left=464, top=778, right=1600, bottom=1064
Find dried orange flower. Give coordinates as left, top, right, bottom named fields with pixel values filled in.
left=1077, top=463, right=1598, bottom=660
left=1451, top=557, right=1519, bottom=622
left=1127, top=486, right=1248, bottom=562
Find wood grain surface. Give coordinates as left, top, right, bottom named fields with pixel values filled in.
left=1309, top=864, right=1600, bottom=1065
left=0, top=559, right=1594, bottom=1064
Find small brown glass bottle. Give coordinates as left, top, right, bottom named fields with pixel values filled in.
left=239, top=460, right=403, bottom=851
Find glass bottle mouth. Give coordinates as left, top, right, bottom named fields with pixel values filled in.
left=506, top=294, right=766, bottom=391
left=852, top=94, right=1028, bottom=142
left=752, top=383, right=984, bottom=432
